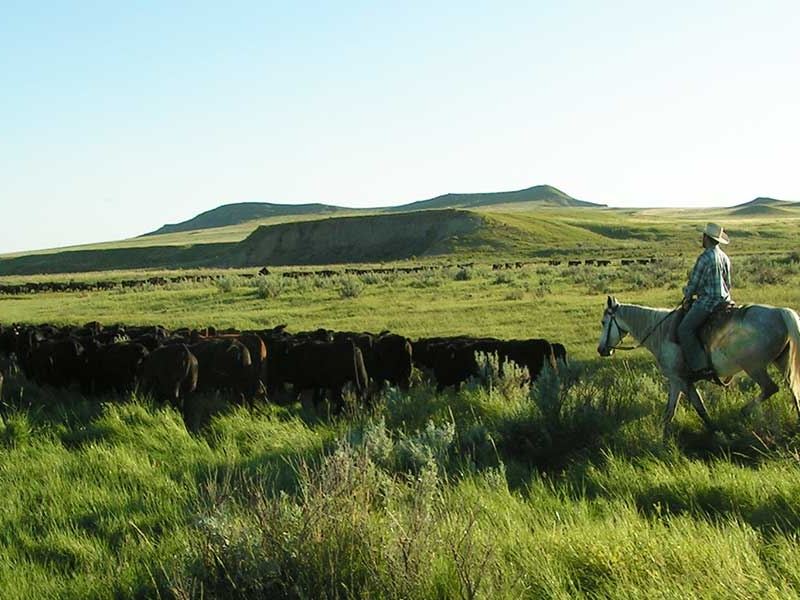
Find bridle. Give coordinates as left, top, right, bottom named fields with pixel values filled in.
left=601, top=306, right=629, bottom=352
left=602, top=303, right=682, bottom=352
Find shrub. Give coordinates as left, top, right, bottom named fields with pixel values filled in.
left=470, top=351, right=530, bottom=399
left=214, top=275, right=239, bottom=293
left=493, top=272, right=516, bottom=285
left=411, top=271, right=446, bottom=288
left=394, top=420, right=456, bottom=476
left=351, top=416, right=456, bottom=477
left=534, top=275, right=554, bottom=297
left=453, top=267, right=473, bottom=281
left=360, top=272, right=384, bottom=285
left=253, top=275, right=284, bottom=299
left=338, top=275, right=364, bottom=299
left=737, top=256, right=788, bottom=286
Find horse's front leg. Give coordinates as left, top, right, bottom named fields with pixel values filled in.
left=685, top=382, right=715, bottom=432
left=663, top=380, right=683, bottom=439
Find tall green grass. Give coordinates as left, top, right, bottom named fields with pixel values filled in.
left=2, top=356, right=800, bottom=597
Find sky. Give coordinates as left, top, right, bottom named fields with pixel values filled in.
left=1, top=0, right=799, bottom=253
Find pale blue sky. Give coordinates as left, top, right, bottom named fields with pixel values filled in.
left=2, top=1, right=799, bottom=253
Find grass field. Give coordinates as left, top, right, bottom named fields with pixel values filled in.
left=3, top=230, right=800, bottom=597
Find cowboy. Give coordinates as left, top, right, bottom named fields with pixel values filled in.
left=678, top=222, right=732, bottom=381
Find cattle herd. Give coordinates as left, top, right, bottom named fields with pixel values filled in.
left=0, top=257, right=659, bottom=296
left=0, top=322, right=567, bottom=413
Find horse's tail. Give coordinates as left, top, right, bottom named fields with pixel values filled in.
left=778, top=308, right=800, bottom=401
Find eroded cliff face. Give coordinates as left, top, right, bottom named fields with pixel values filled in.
left=236, top=209, right=485, bottom=265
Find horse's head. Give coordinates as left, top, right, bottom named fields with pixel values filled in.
left=598, top=296, right=628, bottom=356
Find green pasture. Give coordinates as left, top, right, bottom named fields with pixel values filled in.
left=3, top=245, right=800, bottom=597
left=3, top=253, right=800, bottom=360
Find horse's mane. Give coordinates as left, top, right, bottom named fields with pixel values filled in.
left=619, top=303, right=676, bottom=349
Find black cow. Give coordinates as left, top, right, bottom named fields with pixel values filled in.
left=413, top=336, right=555, bottom=391
left=238, top=333, right=268, bottom=398
left=502, top=339, right=556, bottom=380
left=22, top=337, right=86, bottom=388
left=270, top=339, right=368, bottom=410
left=190, top=338, right=253, bottom=400
left=373, top=333, right=413, bottom=390
left=203, top=333, right=268, bottom=399
left=0, top=324, right=15, bottom=357
left=333, top=331, right=375, bottom=378
left=552, top=343, right=568, bottom=366
left=88, top=342, right=150, bottom=394
left=138, top=344, right=198, bottom=408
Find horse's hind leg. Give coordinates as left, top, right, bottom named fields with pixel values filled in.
left=686, top=383, right=715, bottom=432
left=741, top=367, right=780, bottom=416
left=774, top=350, right=800, bottom=419
left=663, top=381, right=683, bottom=438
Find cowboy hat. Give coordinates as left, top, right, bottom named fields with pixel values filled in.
left=703, top=222, right=729, bottom=244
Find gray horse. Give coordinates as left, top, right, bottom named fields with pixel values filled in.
left=597, top=296, right=800, bottom=437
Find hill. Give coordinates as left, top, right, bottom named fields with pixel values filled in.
left=730, top=204, right=796, bottom=217
left=731, top=197, right=796, bottom=210
left=144, top=202, right=353, bottom=236
left=142, top=184, right=601, bottom=239
left=388, top=184, right=604, bottom=211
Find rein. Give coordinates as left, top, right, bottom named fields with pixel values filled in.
left=612, top=303, right=682, bottom=351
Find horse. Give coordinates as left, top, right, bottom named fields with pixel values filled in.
left=597, top=296, right=800, bottom=437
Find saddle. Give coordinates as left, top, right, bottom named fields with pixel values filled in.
left=669, top=301, right=742, bottom=385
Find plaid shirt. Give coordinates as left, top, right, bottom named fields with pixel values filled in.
left=683, top=245, right=732, bottom=311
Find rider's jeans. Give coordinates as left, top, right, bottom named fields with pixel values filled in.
left=678, top=303, right=712, bottom=371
